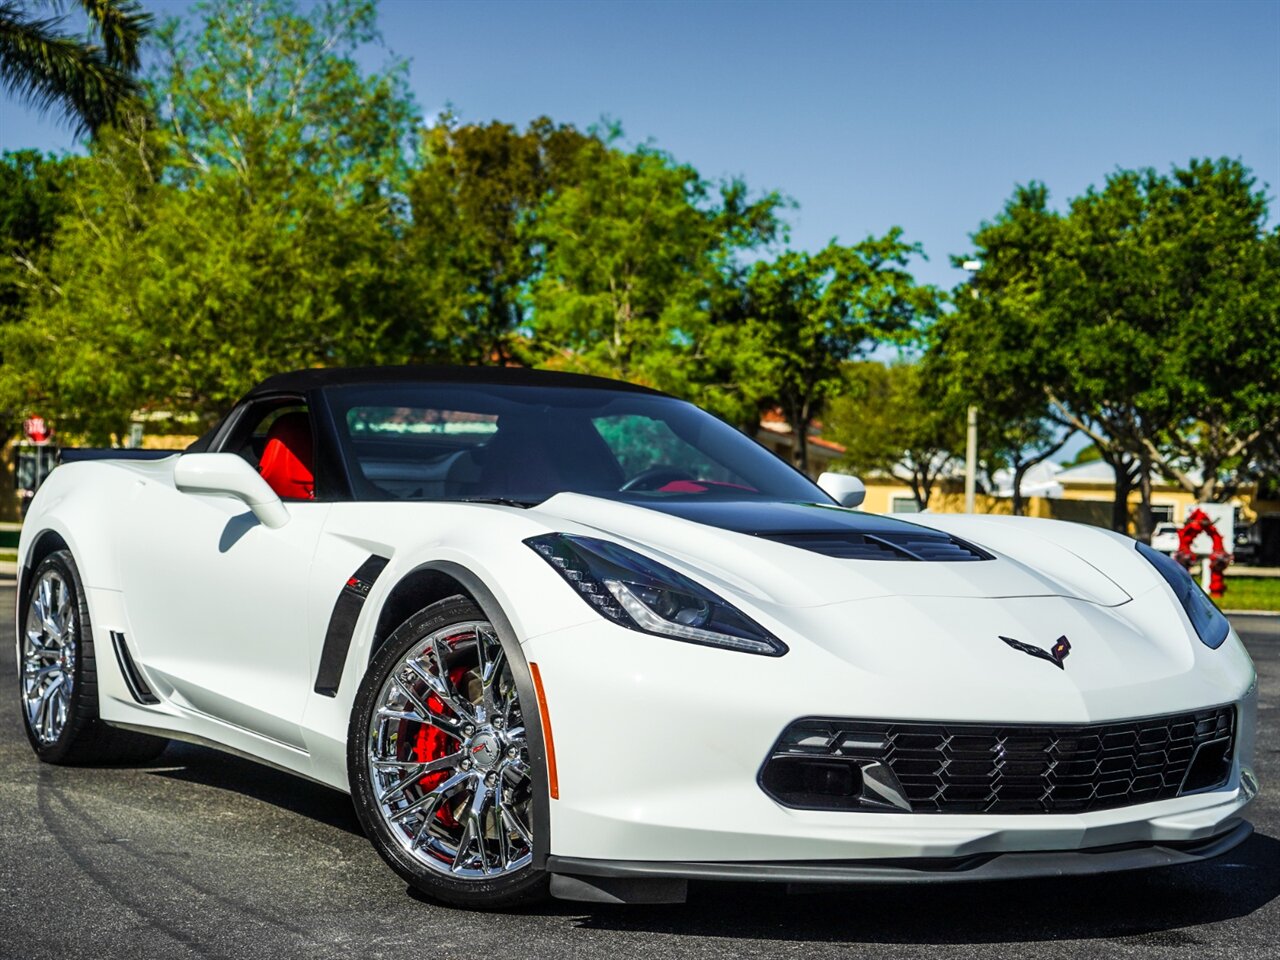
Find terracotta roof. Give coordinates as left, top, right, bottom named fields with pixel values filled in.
left=757, top=409, right=847, bottom=454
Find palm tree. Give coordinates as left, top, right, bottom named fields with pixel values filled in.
left=0, top=0, right=152, bottom=137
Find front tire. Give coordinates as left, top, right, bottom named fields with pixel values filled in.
left=19, top=549, right=168, bottom=765
left=348, top=595, right=548, bottom=909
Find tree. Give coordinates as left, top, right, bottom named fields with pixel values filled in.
left=741, top=233, right=939, bottom=471
left=528, top=137, right=785, bottom=419
left=1130, top=162, right=1280, bottom=503
left=927, top=185, right=1073, bottom=516
left=0, top=0, right=420, bottom=440
left=1044, top=160, right=1280, bottom=534
left=0, top=150, right=74, bottom=426
left=952, top=182, right=1144, bottom=530
left=951, top=162, right=1280, bottom=534
left=827, top=361, right=961, bottom=510
left=0, top=149, right=73, bottom=321
left=0, top=0, right=151, bottom=136
left=404, top=115, right=599, bottom=365
left=529, top=142, right=700, bottom=379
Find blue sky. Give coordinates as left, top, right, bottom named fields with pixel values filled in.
left=2, top=0, right=1278, bottom=294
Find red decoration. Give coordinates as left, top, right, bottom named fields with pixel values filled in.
left=1173, top=508, right=1232, bottom=598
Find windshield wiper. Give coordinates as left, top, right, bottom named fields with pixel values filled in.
left=452, top=497, right=540, bottom=508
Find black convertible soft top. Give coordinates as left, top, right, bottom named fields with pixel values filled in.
left=245, top=365, right=665, bottom=400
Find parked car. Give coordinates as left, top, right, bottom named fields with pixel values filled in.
left=15, top=366, right=1260, bottom=909
left=1150, top=521, right=1181, bottom=554
left=1234, top=524, right=1259, bottom=564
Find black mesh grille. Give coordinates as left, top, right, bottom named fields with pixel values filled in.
left=762, top=707, right=1235, bottom=814
left=761, top=531, right=990, bottom=562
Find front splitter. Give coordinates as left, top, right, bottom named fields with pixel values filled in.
left=547, top=820, right=1252, bottom=903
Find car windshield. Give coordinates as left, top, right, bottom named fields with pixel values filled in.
left=326, top=382, right=828, bottom=506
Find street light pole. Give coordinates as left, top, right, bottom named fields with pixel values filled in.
left=961, top=260, right=982, bottom=514
left=965, top=404, right=977, bottom=514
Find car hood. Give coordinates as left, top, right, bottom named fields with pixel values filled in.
left=531, top=493, right=1132, bottom=609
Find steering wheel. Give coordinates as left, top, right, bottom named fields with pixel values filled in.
left=619, top=465, right=697, bottom=492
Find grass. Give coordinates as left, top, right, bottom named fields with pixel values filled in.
left=0, top=550, right=15, bottom=563
left=1214, top=576, right=1280, bottom=612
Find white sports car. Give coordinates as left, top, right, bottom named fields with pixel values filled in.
left=16, top=367, right=1259, bottom=908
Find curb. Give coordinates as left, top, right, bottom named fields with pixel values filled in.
left=1223, top=609, right=1280, bottom=618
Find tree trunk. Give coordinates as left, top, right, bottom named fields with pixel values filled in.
left=1009, top=432, right=1073, bottom=518
left=1136, top=456, right=1155, bottom=543
left=790, top=403, right=809, bottom=474
left=1105, top=453, right=1135, bottom=533
left=910, top=468, right=929, bottom=512
left=1011, top=459, right=1028, bottom=517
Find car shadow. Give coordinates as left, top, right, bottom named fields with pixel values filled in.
left=218, top=511, right=260, bottom=552
left=545, top=833, right=1280, bottom=944
left=145, top=740, right=365, bottom=838
left=141, top=738, right=1279, bottom=945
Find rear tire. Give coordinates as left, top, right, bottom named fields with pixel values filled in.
left=19, top=550, right=169, bottom=765
left=348, top=595, right=549, bottom=909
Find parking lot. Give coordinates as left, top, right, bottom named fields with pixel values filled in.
left=0, top=582, right=1277, bottom=960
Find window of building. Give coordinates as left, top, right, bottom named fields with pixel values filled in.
left=891, top=496, right=921, bottom=514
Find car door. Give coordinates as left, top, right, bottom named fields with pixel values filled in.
left=118, top=397, right=330, bottom=749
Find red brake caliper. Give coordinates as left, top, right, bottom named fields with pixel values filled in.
left=409, top=663, right=469, bottom=829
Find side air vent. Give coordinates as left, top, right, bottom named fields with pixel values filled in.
left=762, top=531, right=991, bottom=562
left=314, top=555, right=390, bottom=697
left=109, top=631, right=160, bottom=705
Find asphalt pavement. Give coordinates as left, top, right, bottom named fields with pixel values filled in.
left=0, top=583, right=1277, bottom=960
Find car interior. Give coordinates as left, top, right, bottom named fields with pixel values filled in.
left=222, top=400, right=317, bottom=501
left=343, top=411, right=629, bottom=502
left=212, top=387, right=770, bottom=505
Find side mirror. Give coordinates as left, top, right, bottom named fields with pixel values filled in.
left=817, top=471, right=866, bottom=509
left=174, top=453, right=290, bottom=529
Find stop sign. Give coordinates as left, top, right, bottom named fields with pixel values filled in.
left=23, top=415, right=51, bottom=445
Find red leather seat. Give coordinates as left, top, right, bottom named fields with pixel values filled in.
left=258, top=412, right=315, bottom=500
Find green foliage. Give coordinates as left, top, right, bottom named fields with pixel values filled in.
left=0, top=0, right=420, bottom=441
left=521, top=136, right=791, bottom=433
left=404, top=115, right=599, bottom=364
left=0, top=0, right=1273, bottom=511
left=528, top=141, right=783, bottom=386
left=827, top=360, right=961, bottom=509
left=530, top=143, right=710, bottom=379
left=0, top=149, right=73, bottom=321
left=947, top=160, right=1280, bottom=527
left=0, top=0, right=151, bottom=136
left=0, top=149, right=76, bottom=426
left=1067, top=444, right=1103, bottom=467
left=1048, top=159, right=1280, bottom=509
left=154, top=0, right=413, bottom=193
left=739, top=234, right=940, bottom=469
left=926, top=184, right=1073, bottom=512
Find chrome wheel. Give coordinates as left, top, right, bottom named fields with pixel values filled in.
left=22, top=569, right=76, bottom=745
left=366, top=620, right=534, bottom=879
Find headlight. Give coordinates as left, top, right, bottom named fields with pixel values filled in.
left=1135, top=541, right=1230, bottom=649
left=525, top=533, right=787, bottom=656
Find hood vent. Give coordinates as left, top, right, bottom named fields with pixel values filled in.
left=762, top=530, right=991, bottom=562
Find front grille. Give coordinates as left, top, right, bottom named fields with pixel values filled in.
left=761, top=531, right=991, bottom=562
left=761, top=707, right=1235, bottom=814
